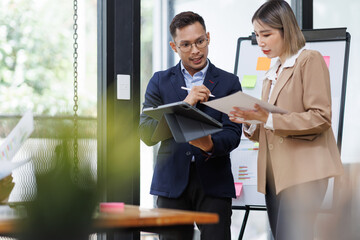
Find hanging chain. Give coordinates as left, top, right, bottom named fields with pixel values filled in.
left=73, top=0, right=79, bottom=184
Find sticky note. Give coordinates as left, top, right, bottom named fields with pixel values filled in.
left=242, top=75, right=257, bottom=88
left=256, top=57, right=271, bottom=71
left=234, top=182, right=243, bottom=197
left=100, top=202, right=125, bottom=213
left=323, top=56, right=330, bottom=68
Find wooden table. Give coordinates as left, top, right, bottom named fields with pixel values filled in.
left=0, top=204, right=219, bottom=237
left=94, top=204, right=219, bottom=237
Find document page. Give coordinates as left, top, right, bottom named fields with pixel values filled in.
left=202, top=91, right=287, bottom=124
left=0, top=111, right=34, bottom=180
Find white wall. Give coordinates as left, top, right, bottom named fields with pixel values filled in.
left=172, top=0, right=266, bottom=73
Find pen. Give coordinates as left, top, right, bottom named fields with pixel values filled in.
left=181, top=86, right=215, bottom=97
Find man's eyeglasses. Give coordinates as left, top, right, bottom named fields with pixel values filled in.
left=175, top=37, right=209, bottom=53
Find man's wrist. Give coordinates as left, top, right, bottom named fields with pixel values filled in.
left=203, top=138, right=214, bottom=152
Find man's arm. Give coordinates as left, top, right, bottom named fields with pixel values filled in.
left=138, top=72, right=163, bottom=146
left=184, top=85, right=215, bottom=152
left=191, top=77, right=243, bottom=157
left=189, top=135, right=213, bottom=152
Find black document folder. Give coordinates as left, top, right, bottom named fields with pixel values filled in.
left=143, top=101, right=223, bottom=143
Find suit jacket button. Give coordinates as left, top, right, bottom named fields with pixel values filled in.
left=268, top=144, right=273, bottom=150
left=279, top=137, right=284, bottom=143
left=186, top=151, right=192, bottom=156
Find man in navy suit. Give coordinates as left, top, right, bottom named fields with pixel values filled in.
left=139, top=11, right=242, bottom=240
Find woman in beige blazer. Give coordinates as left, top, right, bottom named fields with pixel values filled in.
left=229, top=1, right=343, bottom=239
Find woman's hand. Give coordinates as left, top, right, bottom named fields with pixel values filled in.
left=229, top=104, right=269, bottom=124
left=0, top=175, right=15, bottom=203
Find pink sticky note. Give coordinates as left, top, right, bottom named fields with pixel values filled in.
left=100, top=202, right=125, bottom=213
left=234, top=182, right=243, bottom=197
left=323, top=56, right=330, bottom=68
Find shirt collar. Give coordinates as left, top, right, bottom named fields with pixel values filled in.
left=282, top=46, right=307, bottom=68
left=265, top=46, right=307, bottom=81
left=180, top=59, right=209, bottom=77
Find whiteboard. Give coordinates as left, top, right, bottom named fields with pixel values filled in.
left=231, top=28, right=350, bottom=207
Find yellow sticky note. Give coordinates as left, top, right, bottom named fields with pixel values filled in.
left=242, top=75, right=257, bottom=88
left=256, top=57, right=271, bottom=71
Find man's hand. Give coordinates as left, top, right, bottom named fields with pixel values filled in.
left=0, top=175, right=15, bottom=203
left=183, top=85, right=212, bottom=106
left=189, top=135, right=214, bottom=152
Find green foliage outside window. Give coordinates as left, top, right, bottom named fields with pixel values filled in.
left=0, top=0, right=97, bottom=116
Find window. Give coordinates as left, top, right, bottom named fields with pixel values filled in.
left=0, top=0, right=97, bottom=202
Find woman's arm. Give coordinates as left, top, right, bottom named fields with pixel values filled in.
left=272, top=51, right=332, bottom=138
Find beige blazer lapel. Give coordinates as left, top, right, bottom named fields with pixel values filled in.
left=262, top=79, right=272, bottom=102
left=268, top=68, right=294, bottom=105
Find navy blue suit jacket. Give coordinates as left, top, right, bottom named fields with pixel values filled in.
left=139, top=60, right=242, bottom=199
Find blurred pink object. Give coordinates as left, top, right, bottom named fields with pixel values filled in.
left=100, top=202, right=125, bottom=213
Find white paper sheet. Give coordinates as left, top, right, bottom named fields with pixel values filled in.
left=202, top=91, right=288, bottom=124
left=0, top=111, right=34, bottom=180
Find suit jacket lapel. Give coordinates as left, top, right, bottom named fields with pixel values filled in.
left=203, top=62, right=219, bottom=94
left=170, top=61, right=219, bottom=102
left=170, top=63, right=188, bottom=101
left=268, top=68, right=293, bottom=105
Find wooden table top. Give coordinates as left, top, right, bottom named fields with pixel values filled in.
left=94, top=204, right=219, bottom=229
left=0, top=204, right=219, bottom=235
left=0, top=218, right=18, bottom=235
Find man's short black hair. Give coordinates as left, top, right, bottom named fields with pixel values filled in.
left=169, top=11, right=206, bottom=38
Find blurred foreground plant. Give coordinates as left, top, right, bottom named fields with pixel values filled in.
left=19, top=139, right=97, bottom=240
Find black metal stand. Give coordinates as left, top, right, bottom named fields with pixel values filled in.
left=232, top=205, right=267, bottom=240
